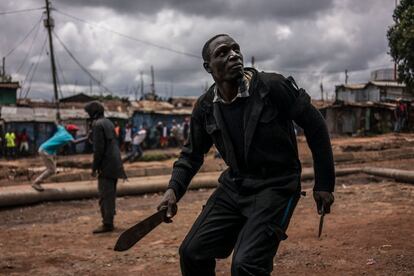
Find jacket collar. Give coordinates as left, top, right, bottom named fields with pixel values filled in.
left=203, top=68, right=272, bottom=168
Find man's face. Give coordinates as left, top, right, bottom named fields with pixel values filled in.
left=204, top=36, right=244, bottom=83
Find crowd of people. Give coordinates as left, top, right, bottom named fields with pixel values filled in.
left=113, top=117, right=191, bottom=152
left=0, top=117, right=191, bottom=160
left=0, top=128, right=32, bottom=159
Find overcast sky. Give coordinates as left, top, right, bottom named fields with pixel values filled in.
left=0, top=0, right=397, bottom=101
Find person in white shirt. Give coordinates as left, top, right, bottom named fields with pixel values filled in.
left=125, top=125, right=147, bottom=162
left=123, top=123, right=132, bottom=152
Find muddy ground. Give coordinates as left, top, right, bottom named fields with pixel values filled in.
left=1, top=134, right=414, bottom=275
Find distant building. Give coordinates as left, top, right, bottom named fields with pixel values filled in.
left=0, top=74, right=19, bottom=105
left=335, top=69, right=413, bottom=103
left=130, top=100, right=192, bottom=130
left=60, top=92, right=94, bottom=103
left=320, top=102, right=395, bottom=135
left=325, top=69, right=414, bottom=135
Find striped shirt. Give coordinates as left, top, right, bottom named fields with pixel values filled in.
left=213, top=70, right=253, bottom=104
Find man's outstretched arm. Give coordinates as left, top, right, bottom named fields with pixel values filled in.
left=294, top=97, right=335, bottom=214
left=272, top=76, right=335, bottom=214
left=157, top=106, right=213, bottom=220
left=71, top=135, right=90, bottom=145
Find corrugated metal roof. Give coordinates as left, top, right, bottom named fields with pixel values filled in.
left=1, top=106, right=128, bottom=122
left=337, top=81, right=406, bottom=90
left=130, top=100, right=192, bottom=115
left=369, top=81, right=406, bottom=88
left=0, top=82, right=20, bottom=89
left=338, top=83, right=366, bottom=90
left=324, top=101, right=396, bottom=110
left=1, top=107, right=34, bottom=122
left=105, top=111, right=129, bottom=119
left=60, top=109, right=89, bottom=119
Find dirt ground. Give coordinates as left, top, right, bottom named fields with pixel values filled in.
left=1, top=134, right=414, bottom=275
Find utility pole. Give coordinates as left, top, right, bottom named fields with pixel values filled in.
left=2, top=57, right=5, bottom=76
left=140, top=71, right=144, bottom=99
left=44, top=0, right=60, bottom=120
left=394, top=0, right=399, bottom=81
left=320, top=77, right=324, bottom=102
left=251, top=56, right=255, bottom=68
left=150, top=65, right=155, bottom=96
left=345, top=69, right=349, bottom=84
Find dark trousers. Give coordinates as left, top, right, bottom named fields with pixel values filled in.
left=6, top=147, right=16, bottom=159
left=98, top=176, right=118, bottom=225
left=179, top=184, right=300, bottom=276
left=122, top=144, right=143, bottom=163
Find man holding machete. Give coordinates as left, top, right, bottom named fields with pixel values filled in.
left=157, top=34, right=335, bottom=275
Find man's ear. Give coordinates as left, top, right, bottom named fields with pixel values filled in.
left=203, top=62, right=212, bottom=73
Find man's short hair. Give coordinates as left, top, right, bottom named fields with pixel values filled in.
left=202, top=34, right=230, bottom=62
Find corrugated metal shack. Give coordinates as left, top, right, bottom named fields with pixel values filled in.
left=130, top=100, right=193, bottom=129
left=0, top=105, right=128, bottom=154
left=335, top=81, right=412, bottom=103
left=0, top=82, right=19, bottom=105
left=320, top=102, right=395, bottom=136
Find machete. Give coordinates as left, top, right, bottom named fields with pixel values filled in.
left=114, top=208, right=167, bottom=251
left=318, top=205, right=325, bottom=238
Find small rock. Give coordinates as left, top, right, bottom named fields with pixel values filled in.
left=366, top=258, right=376, bottom=265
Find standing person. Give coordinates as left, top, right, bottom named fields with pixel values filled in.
left=31, top=123, right=89, bottom=192
left=394, top=98, right=408, bottom=132
left=114, top=121, right=120, bottom=137
left=156, top=121, right=163, bottom=148
left=170, top=120, right=181, bottom=147
left=157, top=34, right=335, bottom=275
left=182, top=116, right=190, bottom=142
left=5, top=129, right=16, bottom=159
left=0, top=134, right=3, bottom=159
left=125, top=125, right=147, bottom=162
left=19, top=129, right=30, bottom=156
left=84, top=101, right=127, bottom=234
left=0, top=125, right=4, bottom=158
left=149, top=125, right=160, bottom=149
left=160, top=121, right=169, bottom=148
left=123, top=123, right=132, bottom=152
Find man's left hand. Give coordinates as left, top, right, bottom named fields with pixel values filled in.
left=313, top=191, right=334, bottom=214
left=91, top=170, right=97, bottom=178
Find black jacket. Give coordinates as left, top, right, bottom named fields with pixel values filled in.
left=92, top=117, right=126, bottom=179
left=168, top=68, right=335, bottom=200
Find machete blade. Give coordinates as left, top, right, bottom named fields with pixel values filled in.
left=318, top=206, right=325, bottom=238
left=114, top=209, right=166, bottom=251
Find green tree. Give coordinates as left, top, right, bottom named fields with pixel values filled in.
left=387, top=0, right=414, bottom=90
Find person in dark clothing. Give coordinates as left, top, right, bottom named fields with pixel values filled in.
left=394, top=98, right=408, bottom=132
left=182, top=116, right=190, bottom=142
left=157, top=34, right=335, bottom=275
left=84, top=101, right=127, bottom=234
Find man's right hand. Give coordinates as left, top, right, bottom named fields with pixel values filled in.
left=313, top=191, right=334, bottom=215
left=157, top=188, right=178, bottom=223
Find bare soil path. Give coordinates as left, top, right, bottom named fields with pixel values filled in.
left=0, top=175, right=413, bottom=275
left=1, top=133, right=414, bottom=275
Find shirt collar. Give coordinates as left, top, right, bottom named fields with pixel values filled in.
left=213, top=70, right=253, bottom=104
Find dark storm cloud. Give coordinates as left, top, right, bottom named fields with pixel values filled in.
left=0, top=0, right=397, bottom=101
left=54, top=0, right=334, bottom=20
